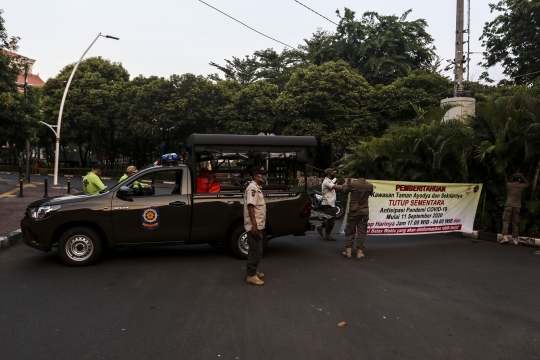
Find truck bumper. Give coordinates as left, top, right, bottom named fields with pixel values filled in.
left=20, top=217, right=46, bottom=251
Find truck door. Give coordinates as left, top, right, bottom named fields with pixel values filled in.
left=111, top=188, right=149, bottom=245
left=111, top=167, right=190, bottom=244
left=145, top=168, right=190, bottom=243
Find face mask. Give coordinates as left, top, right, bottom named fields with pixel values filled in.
left=263, top=176, right=268, bottom=182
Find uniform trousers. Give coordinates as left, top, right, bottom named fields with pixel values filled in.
left=320, top=205, right=336, bottom=234
left=502, top=206, right=520, bottom=238
left=344, top=213, right=368, bottom=250
left=247, top=230, right=264, bottom=277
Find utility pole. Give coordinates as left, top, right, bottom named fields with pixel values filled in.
left=466, top=0, right=471, bottom=85
left=454, top=0, right=465, bottom=97
left=441, top=0, right=475, bottom=120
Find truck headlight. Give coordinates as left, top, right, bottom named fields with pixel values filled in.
left=29, top=205, right=61, bottom=219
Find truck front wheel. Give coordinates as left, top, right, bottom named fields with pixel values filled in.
left=58, top=226, right=102, bottom=266
left=229, top=226, right=267, bottom=260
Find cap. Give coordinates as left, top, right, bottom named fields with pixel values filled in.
left=126, top=165, right=138, bottom=173
left=512, top=172, right=523, bottom=177
left=324, top=168, right=334, bottom=175
left=92, top=163, right=104, bottom=172
left=357, top=166, right=367, bottom=176
left=249, top=166, right=268, bottom=176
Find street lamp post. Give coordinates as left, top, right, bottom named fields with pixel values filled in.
left=52, top=33, right=119, bottom=185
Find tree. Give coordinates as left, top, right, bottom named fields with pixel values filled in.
left=370, top=70, right=452, bottom=133
left=209, top=48, right=307, bottom=91
left=208, top=55, right=260, bottom=86
left=276, top=60, right=377, bottom=166
left=253, top=48, right=307, bottom=91
left=0, top=10, right=19, bottom=121
left=0, top=10, right=41, bottom=164
left=118, top=75, right=175, bottom=167
left=480, top=0, right=540, bottom=84
left=120, top=74, right=240, bottom=166
left=40, top=57, right=130, bottom=167
left=302, top=8, right=437, bottom=85
left=217, top=80, right=279, bottom=135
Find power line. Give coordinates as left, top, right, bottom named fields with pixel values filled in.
left=198, top=0, right=296, bottom=49
left=293, top=0, right=338, bottom=26
left=335, top=89, right=452, bottom=117
left=481, top=69, right=540, bottom=83
left=513, top=70, right=540, bottom=79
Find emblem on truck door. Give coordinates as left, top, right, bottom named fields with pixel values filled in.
left=141, top=206, right=160, bottom=230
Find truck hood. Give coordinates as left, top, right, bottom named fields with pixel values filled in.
left=27, top=194, right=94, bottom=208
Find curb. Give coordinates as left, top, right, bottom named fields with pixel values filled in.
left=0, top=229, right=22, bottom=251
left=462, top=231, right=540, bottom=247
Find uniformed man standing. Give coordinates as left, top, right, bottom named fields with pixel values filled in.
left=500, top=173, right=529, bottom=245
left=82, top=163, right=106, bottom=195
left=244, top=166, right=268, bottom=286
left=341, top=166, right=373, bottom=259
left=316, top=168, right=344, bottom=241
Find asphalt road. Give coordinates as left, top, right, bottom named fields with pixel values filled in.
left=1, top=232, right=540, bottom=360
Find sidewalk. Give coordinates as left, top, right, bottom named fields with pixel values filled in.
left=0, top=181, right=79, bottom=249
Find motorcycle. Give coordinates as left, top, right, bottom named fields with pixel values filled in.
left=310, top=190, right=345, bottom=220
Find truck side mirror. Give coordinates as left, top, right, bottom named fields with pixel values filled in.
left=117, top=186, right=131, bottom=198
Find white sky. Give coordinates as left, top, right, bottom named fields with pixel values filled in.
left=3, top=0, right=504, bottom=82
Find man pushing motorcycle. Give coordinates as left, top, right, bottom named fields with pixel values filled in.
left=316, top=168, right=344, bottom=241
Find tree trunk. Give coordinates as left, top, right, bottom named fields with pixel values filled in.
left=78, top=145, right=84, bottom=167
left=532, top=159, right=540, bottom=194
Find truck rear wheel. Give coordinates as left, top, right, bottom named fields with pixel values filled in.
left=58, top=226, right=102, bottom=266
left=229, top=226, right=267, bottom=260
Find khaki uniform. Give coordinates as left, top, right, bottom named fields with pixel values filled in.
left=244, top=182, right=266, bottom=231
left=244, top=182, right=266, bottom=277
left=502, top=178, right=529, bottom=238
left=342, top=179, right=373, bottom=250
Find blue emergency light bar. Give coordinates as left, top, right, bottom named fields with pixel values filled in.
left=161, top=153, right=179, bottom=164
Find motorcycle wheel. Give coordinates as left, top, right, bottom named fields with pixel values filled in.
left=335, top=203, right=345, bottom=220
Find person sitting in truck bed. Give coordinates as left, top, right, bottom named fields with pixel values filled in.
left=196, top=168, right=220, bottom=193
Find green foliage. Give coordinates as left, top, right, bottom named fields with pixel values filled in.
left=0, top=10, right=42, bottom=162
left=209, top=48, right=307, bottom=91
left=217, top=80, right=279, bottom=135
left=40, top=57, right=130, bottom=167
left=209, top=55, right=260, bottom=86
left=370, top=70, right=452, bottom=132
left=276, top=61, right=377, bottom=162
left=302, top=8, right=436, bottom=85
left=0, top=9, right=20, bottom=145
left=274, top=61, right=378, bottom=168
left=480, top=0, right=540, bottom=84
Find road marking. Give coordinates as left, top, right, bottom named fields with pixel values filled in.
left=0, top=184, right=36, bottom=199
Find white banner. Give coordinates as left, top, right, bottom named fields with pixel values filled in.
left=340, top=180, right=482, bottom=235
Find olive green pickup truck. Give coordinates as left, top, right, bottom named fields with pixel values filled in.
left=20, top=134, right=316, bottom=266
